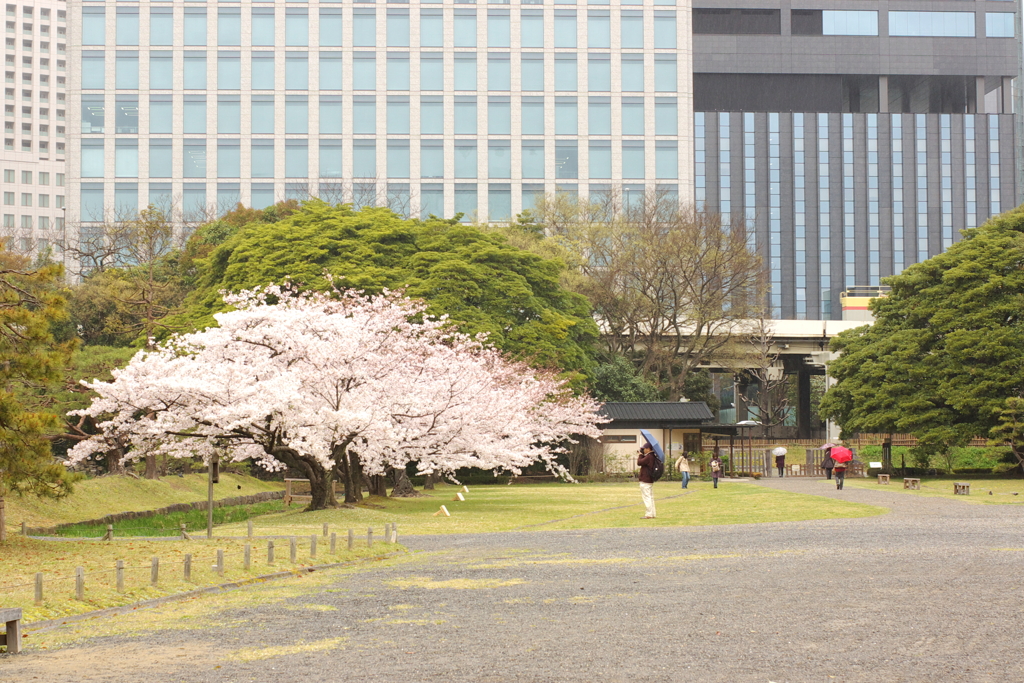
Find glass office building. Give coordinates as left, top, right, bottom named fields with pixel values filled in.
left=68, top=0, right=693, bottom=232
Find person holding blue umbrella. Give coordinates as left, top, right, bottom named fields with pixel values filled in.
left=637, top=429, right=665, bottom=519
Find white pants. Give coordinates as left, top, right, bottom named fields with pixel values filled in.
left=640, top=482, right=656, bottom=518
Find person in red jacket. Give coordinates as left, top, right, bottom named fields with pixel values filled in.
left=638, top=444, right=657, bottom=519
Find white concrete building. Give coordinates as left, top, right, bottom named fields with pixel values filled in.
left=2, top=0, right=67, bottom=256
left=67, top=0, right=693, bottom=232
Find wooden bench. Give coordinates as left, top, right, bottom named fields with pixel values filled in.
left=903, top=478, right=921, bottom=490
left=878, top=474, right=890, bottom=485
left=954, top=482, right=970, bottom=495
left=0, top=607, right=22, bottom=654
left=283, top=478, right=337, bottom=506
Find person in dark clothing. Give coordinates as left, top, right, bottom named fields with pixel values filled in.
left=638, top=444, right=657, bottom=518
left=775, top=452, right=786, bottom=478
left=821, top=448, right=835, bottom=480
left=834, top=456, right=848, bottom=490
left=710, top=454, right=723, bottom=489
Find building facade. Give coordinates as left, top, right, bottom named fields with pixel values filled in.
left=693, top=4, right=1018, bottom=318
left=3, top=0, right=67, bottom=256
left=67, top=0, right=694, bottom=234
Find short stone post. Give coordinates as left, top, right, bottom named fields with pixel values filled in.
left=310, top=535, right=317, bottom=559
left=75, top=566, right=84, bottom=600
left=267, top=540, right=275, bottom=565
left=34, top=573, right=43, bottom=605
left=392, top=524, right=398, bottom=544
left=184, top=554, right=192, bottom=582
left=21, top=521, right=26, bottom=536
left=247, top=520, right=253, bottom=539
left=116, top=560, right=124, bottom=593
left=180, top=523, right=191, bottom=541
left=151, top=557, right=159, bottom=587
left=330, top=532, right=337, bottom=554
left=289, top=537, right=297, bottom=563
left=367, top=527, right=373, bottom=548
left=244, top=544, right=251, bottom=571
left=217, top=549, right=224, bottom=577
left=347, top=528, right=354, bottom=551
left=104, top=524, right=114, bottom=541
left=322, top=523, right=329, bottom=538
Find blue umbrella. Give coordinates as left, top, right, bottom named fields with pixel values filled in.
left=639, top=429, right=665, bottom=462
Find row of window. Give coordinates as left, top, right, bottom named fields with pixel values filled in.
left=5, top=6, right=64, bottom=21
left=85, top=7, right=677, bottom=49
left=2, top=169, right=64, bottom=185
left=696, top=9, right=1013, bottom=38
left=80, top=50, right=680, bottom=92
left=4, top=105, right=63, bottom=118
left=4, top=39, right=63, bottom=53
left=77, top=0, right=676, bottom=7
left=83, top=95, right=679, bottom=136
left=3, top=215, right=61, bottom=232
left=3, top=138, right=62, bottom=153
left=81, top=138, right=681, bottom=181
left=2, top=191, right=63, bottom=207
left=4, top=21, right=64, bottom=37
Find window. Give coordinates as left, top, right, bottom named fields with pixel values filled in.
left=286, top=9, right=308, bottom=47
left=420, top=54, right=443, bottom=90
left=387, top=9, right=409, bottom=47
left=218, top=8, right=240, bottom=46
left=320, top=96, right=342, bottom=135
left=522, top=53, right=544, bottom=91
left=589, top=140, right=611, bottom=178
left=488, top=10, right=510, bottom=48
left=454, top=54, right=476, bottom=90
left=623, top=140, right=644, bottom=178
left=183, top=184, right=206, bottom=217
left=38, top=172, right=47, bottom=185
left=114, top=95, right=138, bottom=134
left=421, top=140, right=443, bottom=178
left=654, top=55, right=675, bottom=92
left=81, top=94, right=104, bottom=134
left=251, top=53, right=274, bottom=90
left=115, top=139, right=138, bottom=178
left=653, top=11, right=676, bottom=47
left=81, top=139, right=103, bottom=178
left=115, top=51, right=139, bottom=90
left=353, top=9, right=375, bottom=47
left=183, top=95, right=206, bottom=134
left=555, top=97, right=577, bottom=135
left=521, top=10, right=544, bottom=48
left=454, top=10, right=476, bottom=48
left=793, top=10, right=878, bottom=36
left=488, top=140, right=511, bottom=178
left=622, top=97, right=643, bottom=135
left=655, top=98, right=676, bottom=135
left=251, top=95, right=274, bottom=134
left=285, top=140, right=307, bottom=178
left=353, top=96, right=375, bottom=134
left=217, top=184, right=240, bottom=213
left=184, top=52, right=206, bottom=90
left=420, top=9, right=443, bottom=48
left=386, top=139, right=409, bottom=178
left=488, top=53, right=510, bottom=91
left=184, top=8, right=206, bottom=46
left=421, top=96, right=443, bottom=134
left=622, top=55, right=643, bottom=92
left=588, top=97, right=610, bottom=135
left=286, top=53, right=308, bottom=90
left=285, top=96, right=307, bottom=134
left=454, top=96, right=477, bottom=134
left=888, top=12, right=974, bottom=37
left=82, top=7, right=104, bottom=46
left=655, top=141, right=677, bottom=179
left=454, top=185, right=476, bottom=221
left=455, top=140, right=477, bottom=178
left=353, top=53, right=375, bottom=90
left=320, top=9, right=342, bottom=48
left=218, top=52, right=240, bottom=90
left=554, top=10, right=577, bottom=48
left=588, top=54, right=610, bottom=91
left=250, top=183, right=274, bottom=210
left=555, top=142, right=577, bottom=179
left=20, top=191, right=29, bottom=205
left=555, top=54, right=577, bottom=91
left=218, top=96, right=240, bottom=134
left=80, top=184, right=105, bottom=222
left=588, top=11, right=609, bottom=48
left=320, top=140, right=342, bottom=178
left=488, top=96, right=510, bottom=135
left=149, top=95, right=172, bottom=134
left=693, top=8, right=781, bottom=35
left=621, top=10, right=643, bottom=47
left=252, top=8, right=274, bottom=47
left=251, top=140, right=274, bottom=178
left=1, top=192, right=10, bottom=205
left=421, top=184, right=443, bottom=219
left=387, top=53, right=410, bottom=90
left=353, top=140, right=376, bottom=177
left=320, top=53, right=342, bottom=90
left=489, top=184, right=511, bottom=221
left=82, top=52, right=104, bottom=90
left=116, top=7, right=139, bottom=46
left=522, top=97, right=544, bottom=135
left=2, top=170, right=12, bottom=183
left=149, top=52, right=172, bottom=89
left=986, top=13, right=1013, bottom=38
left=601, top=434, right=637, bottom=443
left=386, top=96, right=409, bottom=134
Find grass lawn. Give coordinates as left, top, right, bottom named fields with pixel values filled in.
left=842, top=475, right=1024, bottom=504
left=2, top=473, right=285, bottom=532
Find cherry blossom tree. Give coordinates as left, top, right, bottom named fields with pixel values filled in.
left=68, top=282, right=604, bottom=510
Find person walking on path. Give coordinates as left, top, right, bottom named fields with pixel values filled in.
left=833, top=455, right=848, bottom=490
left=710, top=454, right=723, bottom=489
left=638, top=444, right=657, bottom=518
left=676, top=453, right=691, bottom=489
left=821, top=448, right=835, bottom=480
left=774, top=447, right=787, bottom=478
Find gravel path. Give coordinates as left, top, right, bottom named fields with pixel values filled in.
left=4, top=478, right=1023, bottom=683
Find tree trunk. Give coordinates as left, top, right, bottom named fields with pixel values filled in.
left=390, top=469, right=421, bottom=497
left=368, top=474, right=388, bottom=497
left=423, top=472, right=439, bottom=490
left=267, top=446, right=334, bottom=511
left=144, top=454, right=159, bottom=479
left=0, top=497, right=6, bottom=543
left=105, top=451, right=125, bottom=475
left=346, top=451, right=364, bottom=504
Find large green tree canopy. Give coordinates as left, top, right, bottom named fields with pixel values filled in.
left=820, top=207, right=1024, bottom=458
left=169, top=202, right=599, bottom=380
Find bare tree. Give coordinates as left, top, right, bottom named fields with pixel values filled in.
left=739, top=316, right=791, bottom=438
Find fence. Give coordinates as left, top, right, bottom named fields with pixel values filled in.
left=1, top=523, right=400, bottom=613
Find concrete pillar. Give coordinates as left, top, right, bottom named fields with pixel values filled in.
left=976, top=76, right=987, bottom=114
left=1002, top=76, right=1013, bottom=114
left=878, top=76, right=889, bottom=113
left=797, top=369, right=813, bottom=439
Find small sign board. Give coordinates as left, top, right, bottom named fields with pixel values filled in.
left=869, top=461, right=883, bottom=469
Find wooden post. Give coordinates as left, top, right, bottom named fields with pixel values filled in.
left=310, top=535, right=317, bottom=559
left=21, top=521, right=26, bottom=536
left=392, top=524, right=398, bottom=544
left=34, top=573, right=43, bottom=605
left=104, top=524, right=113, bottom=541
left=347, top=528, right=354, bottom=551
left=267, top=540, right=275, bottom=565
left=151, top=557, right=159, bottom=587
left=75, top=567, right=84, bottom=600
left=367, top=527, right=373, bottom=548
left=289, top=537, right=297, bottom=563
left=244, top=544, right=251, bottom=571
left=116, top=561, right=124, bottom=593
left=184, top=554, right=192, bottom=582
left=322, top=523, right=329, bottom=538
left=180, top=523, right=191, bottom=541
left=217, top=549, right=224, bottom=576
left=247, top=520, right=253, bottom=539
left=330, top=532, right=337, bottom=554
left=0, top=498, right=5, bottom=544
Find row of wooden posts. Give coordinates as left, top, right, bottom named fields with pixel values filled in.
left=26, top=523, right=398, bottom=605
